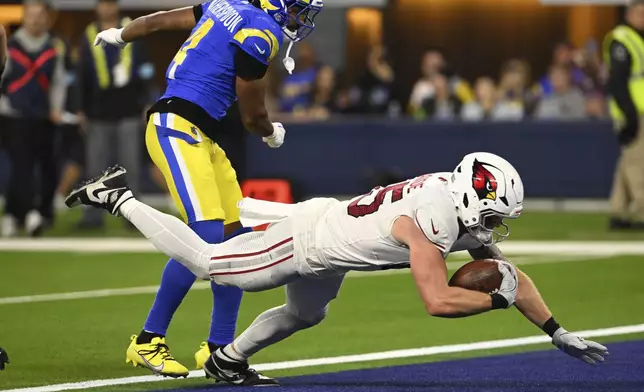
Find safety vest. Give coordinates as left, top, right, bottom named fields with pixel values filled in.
left=603, top=25, right=644, bottom=123
left=85, top=18, right=132, bottom=89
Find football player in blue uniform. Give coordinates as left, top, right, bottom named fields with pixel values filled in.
left=93, top=0, right=322, bottom=384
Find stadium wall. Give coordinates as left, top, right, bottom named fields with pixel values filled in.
left=246, top=119, right=618, bottom=199
left=0, top=120, right=618, bottom=201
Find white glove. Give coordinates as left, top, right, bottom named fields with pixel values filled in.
left=94, top=28, right=127, bottom=49
left=552, top=328, right=609, bottom=365
left=263, top=122, right=286, bottom=148
left=494, top=259, right=518, bottom=308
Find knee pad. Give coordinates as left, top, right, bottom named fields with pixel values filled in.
left=285, top=303, right=329, bottom=327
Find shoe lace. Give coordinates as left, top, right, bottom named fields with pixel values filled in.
left=139, top=342, right=175, bottom=361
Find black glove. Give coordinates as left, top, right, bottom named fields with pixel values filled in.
left=0, top=347, right=8, bottom=370
left=618, top=121, right=639, bottom=146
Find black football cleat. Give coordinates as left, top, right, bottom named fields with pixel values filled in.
left=0, top=346, right=9, bottom=370
left=65, top=165, right=134, bottom=216
left=203, top=347, right=279, bottom=386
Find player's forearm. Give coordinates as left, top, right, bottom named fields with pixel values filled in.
left=425, top=287, right=494, bottom=318
left=121, top=7, right=196, bottom=42
left=514, top=268, right=553, bottom=328
left=236, top=77, right=274, bottom=137
left=410, top=247, right=495, bottom=318
left=241, top=111, right=273, bottom=137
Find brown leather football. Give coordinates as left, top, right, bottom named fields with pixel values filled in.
left=448, top=259, right=503, bottom=294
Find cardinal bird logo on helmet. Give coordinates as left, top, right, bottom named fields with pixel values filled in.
left=472, top=160, right=498, bottom=201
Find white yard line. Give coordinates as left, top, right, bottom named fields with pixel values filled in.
left=0, top=255, right=601, bottom=305
left=3, top=323, right=643, bottom=392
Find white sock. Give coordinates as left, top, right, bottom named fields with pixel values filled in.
left=119, top=198, right=212, bottom=279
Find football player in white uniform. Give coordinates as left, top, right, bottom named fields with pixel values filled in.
left=66, top=152, right=609, bottom=386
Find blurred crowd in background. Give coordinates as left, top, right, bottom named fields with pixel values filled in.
left=0, top=0, right=621, bottom=237
left=267, top=40, right=607, bottom=122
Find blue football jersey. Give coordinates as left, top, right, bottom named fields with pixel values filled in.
left=161, top=0, right=283, bottom=120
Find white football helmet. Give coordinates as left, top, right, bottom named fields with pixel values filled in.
left=449, top=152, right=524, bottom=245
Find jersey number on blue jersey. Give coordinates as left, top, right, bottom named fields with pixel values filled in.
left=168, top=18, right=215, bottom=79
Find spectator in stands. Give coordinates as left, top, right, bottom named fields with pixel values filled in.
left=572, top=40, right=605, bottom=94
left=461, top=77, right=498, bottom=121
left=278, top=42, right=318, bottom=115
left=495, top=59, right=534, bottom=120
left=353, top=45, right=396, bottom=115
left=308, top=65, right=336, bottom=119
left=419, top=73, right=460, bottom=120
left=408, top=48, right=473, bottom=119
left=332, top=74, right=362, bottom=115
left=585, top=92, right=607, bottom=119
left=76, top=0, right=154, bottom=229
left=534, top=64, right=586, bottom=120
left=0, top=0, right=66, bottom=237
left=537, top=42, right=594, bottom=97
left=54, top=43, right=84, bottom=210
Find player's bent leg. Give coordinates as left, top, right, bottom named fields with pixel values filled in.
left=203, top=274, right=345, bottom=386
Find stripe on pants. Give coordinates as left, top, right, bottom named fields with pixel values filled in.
left=155, top=113, right=202, bottom=222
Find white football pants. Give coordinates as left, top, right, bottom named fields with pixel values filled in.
left=119, top=198, right=345, bottom=360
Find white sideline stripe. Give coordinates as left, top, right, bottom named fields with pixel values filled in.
left=0, top=255, right=597, bottom=305
left=3, top=239, right=644, bottom=255
left=4, top=323, right=644, bottom=392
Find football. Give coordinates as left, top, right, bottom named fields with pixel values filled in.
left=448, top=259, right=503, bottom=294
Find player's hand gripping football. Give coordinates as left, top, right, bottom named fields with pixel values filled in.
left=263, top=122, right=286, bottom=148
left=494, top=260, right=519, bottom=308
left=94, top=28, right=127, bottom=49
left=552, top=328, right=609, bottom=365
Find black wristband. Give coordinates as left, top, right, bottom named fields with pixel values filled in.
left=490, top=293, right=508, bottom=310
left=542, top=316, right=561, bottom=337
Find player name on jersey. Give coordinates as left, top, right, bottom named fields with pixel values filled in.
left=207, top=0, right=244, bottom=33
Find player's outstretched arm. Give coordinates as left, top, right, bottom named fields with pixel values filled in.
left=469, top=245, right=609, bottom=365
left=393, top=217, right=516, bottom=318
left=122, top=7, right=197, bottom=42
left=94, top=7, right=197, bottom=48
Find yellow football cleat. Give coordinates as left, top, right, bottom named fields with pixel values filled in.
left=194, top=342, right=212, bottom=369
left=125, top=335, right=189, bottom=378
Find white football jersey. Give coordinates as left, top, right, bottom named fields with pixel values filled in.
left=308, top=173, right=483, bottom=274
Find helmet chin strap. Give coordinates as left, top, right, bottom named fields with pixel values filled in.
left=283, top=40, right=295, bottom=74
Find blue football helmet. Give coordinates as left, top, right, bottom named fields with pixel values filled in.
left=259, top=0, right=323, bottom=42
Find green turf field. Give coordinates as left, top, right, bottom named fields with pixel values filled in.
left=1, top=249, right=644, bottom=391
left=1, top=211, right=644, bottom=391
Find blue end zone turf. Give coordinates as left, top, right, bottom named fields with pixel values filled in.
left=155, top=340, right=644, bottom=392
